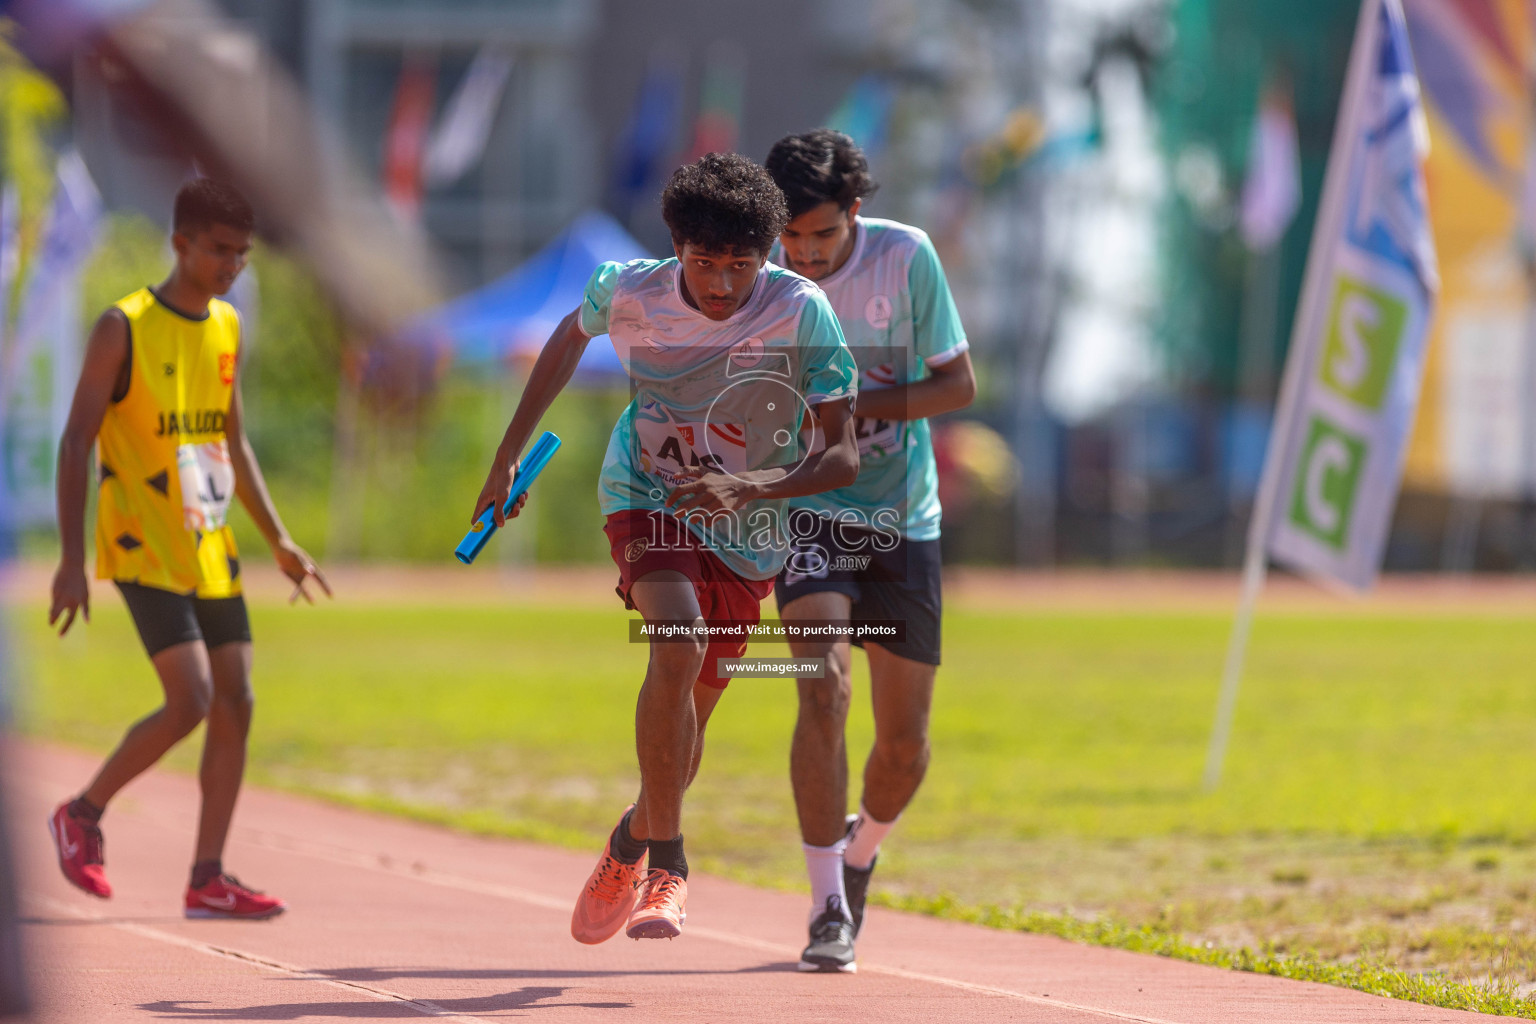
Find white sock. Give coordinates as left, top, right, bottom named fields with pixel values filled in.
left=803, top=837, right=850, bottom=922
left=844, top=803, right=896, bottom=870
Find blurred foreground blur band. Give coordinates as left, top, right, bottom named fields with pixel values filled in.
left=6, top=0, right=442, bottom=339
left=0, top=749, right=25, bottom=1020
left=0, top=514, right=24, bottom=1015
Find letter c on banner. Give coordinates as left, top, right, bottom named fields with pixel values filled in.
left=1304, top=435, right=1351, bottom=537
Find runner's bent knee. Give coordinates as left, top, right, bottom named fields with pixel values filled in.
left=165, top=683, right=213, bottom=733
left=797, top=669, right=852, bottom=724
left=872, top=731, right=929, bottom=774
left=648, top=632, right=707, bottom=685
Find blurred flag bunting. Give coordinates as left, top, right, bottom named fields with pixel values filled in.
left=383, top=54, right=437, bottom=223
left=424, top=47, right=513, bottom=188
left=609, top=54, right=683, bottom=224
left=1239, top=79, right=1302, bottom=252
left=684, top=44, right=744, bottom=162
left=827, top=75, right=894, bottom=158
left=0, top=185, right=19, bottom=537
left=1, top=151, right=102, bottom=529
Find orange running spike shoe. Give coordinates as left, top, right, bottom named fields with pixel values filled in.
left=571, top=806, right=649, bottom=944
left=626, top=868, right=688, bottom=940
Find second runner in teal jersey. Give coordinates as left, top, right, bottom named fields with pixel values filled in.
left=765, top=129, right=977, bottom=975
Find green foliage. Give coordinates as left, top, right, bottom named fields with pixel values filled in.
left=317, top=374, right=627, bottom=563
left=228, top=247, right=343, bottom=559
left=238, top=249, right=344, bottom=488
left=80, top=214, right=167, bottom=320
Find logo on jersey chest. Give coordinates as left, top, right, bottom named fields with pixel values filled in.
left=865, top=294, right=892, bottom=330
left=730, top=336, right=765, bottom=369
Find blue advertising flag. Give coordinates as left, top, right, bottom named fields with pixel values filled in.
left=610, top=56, right=683, bottom=224
left=1206, top=0, right=1439, bottom=789
left=1263, top=0, right=1438, bottom=591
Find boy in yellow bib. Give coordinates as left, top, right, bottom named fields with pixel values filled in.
left=47, top=179, right=328, bottom=918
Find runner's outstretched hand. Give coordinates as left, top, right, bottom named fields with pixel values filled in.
left=48, top=562, right=90, bottom=636
left=274, top=538, right=332, bottom=605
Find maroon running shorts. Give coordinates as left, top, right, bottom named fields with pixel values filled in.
left=604, top=508, right=774, bottom=689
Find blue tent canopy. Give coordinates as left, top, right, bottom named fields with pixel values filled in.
left=421, top=210, right=651, bottom=379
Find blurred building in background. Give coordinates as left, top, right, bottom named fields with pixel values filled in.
left=28, top=0, right=1536, bottom=571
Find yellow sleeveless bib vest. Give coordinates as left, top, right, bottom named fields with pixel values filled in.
left=95, top=287, right=243, bottom=597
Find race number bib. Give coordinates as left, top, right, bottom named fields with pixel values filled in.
left=799, top=410, right=904, bottom=459
left=177, top=439, right=235, bottom=532
left=634, top=415, right=749, bottom=488
left=852, top=366, right=905, bottom=457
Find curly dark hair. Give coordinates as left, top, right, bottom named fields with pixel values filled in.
left=765, top=129, right=879, bottom=219
left=661, top=153, right=789, bottom=255
left=173, top=178, right=255, bottom=237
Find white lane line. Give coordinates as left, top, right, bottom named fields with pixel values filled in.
left=241, top=827, right=1185, bottom=1024
left=25, top=894, right=495, bottom=1024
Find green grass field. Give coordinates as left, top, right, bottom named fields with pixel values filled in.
left=10, top=589, right=1536, bottom=1011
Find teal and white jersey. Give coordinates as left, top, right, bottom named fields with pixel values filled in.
left=776, top=217, right=968, bottom=540
left=579, top=258, right=857, bottom=580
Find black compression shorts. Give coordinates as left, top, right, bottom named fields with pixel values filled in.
left=115, top=581, right=252, bottom=657
left=774, top=518, right=943, bottom=666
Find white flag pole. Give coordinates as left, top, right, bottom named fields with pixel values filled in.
left=1203, top=0, right=1383, bottom=791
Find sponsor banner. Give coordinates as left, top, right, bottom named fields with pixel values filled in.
left=1263, top=0, right=1438, bottom=591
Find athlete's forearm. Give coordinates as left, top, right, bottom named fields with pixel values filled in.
left=744, top=399, right=860, bottom=501
left=231, top=437, right=291, bottom=548
left=854, top=358, right=976, bottom=422
left=492, top=311, right=589, bottom=467
left=737, top=452, right=856, bottom=501
left=855, top=377, right=971, bottom=421
left=54, top=431, right=93, bottom=569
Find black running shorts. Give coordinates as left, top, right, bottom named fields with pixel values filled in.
left=774, top=516, right=943, bottom=666
left=115, top=581, right=252, bottom=657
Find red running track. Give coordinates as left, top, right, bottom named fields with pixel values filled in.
left=7, top=741, right=1493, bottom=1022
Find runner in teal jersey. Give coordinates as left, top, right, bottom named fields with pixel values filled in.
left=766, top=130, right=976, bottom=973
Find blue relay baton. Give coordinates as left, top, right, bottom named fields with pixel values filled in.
left=455, top=430, right=563, bottom=565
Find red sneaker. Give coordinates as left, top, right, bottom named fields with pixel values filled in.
left=184, top=874, right=286, bottom=920
left=48, top=802, right=111, bottom=899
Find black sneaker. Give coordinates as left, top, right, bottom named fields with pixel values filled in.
left=797, top=895, right=856, bottom=973
left=843, top=855, right=876, bottom=938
